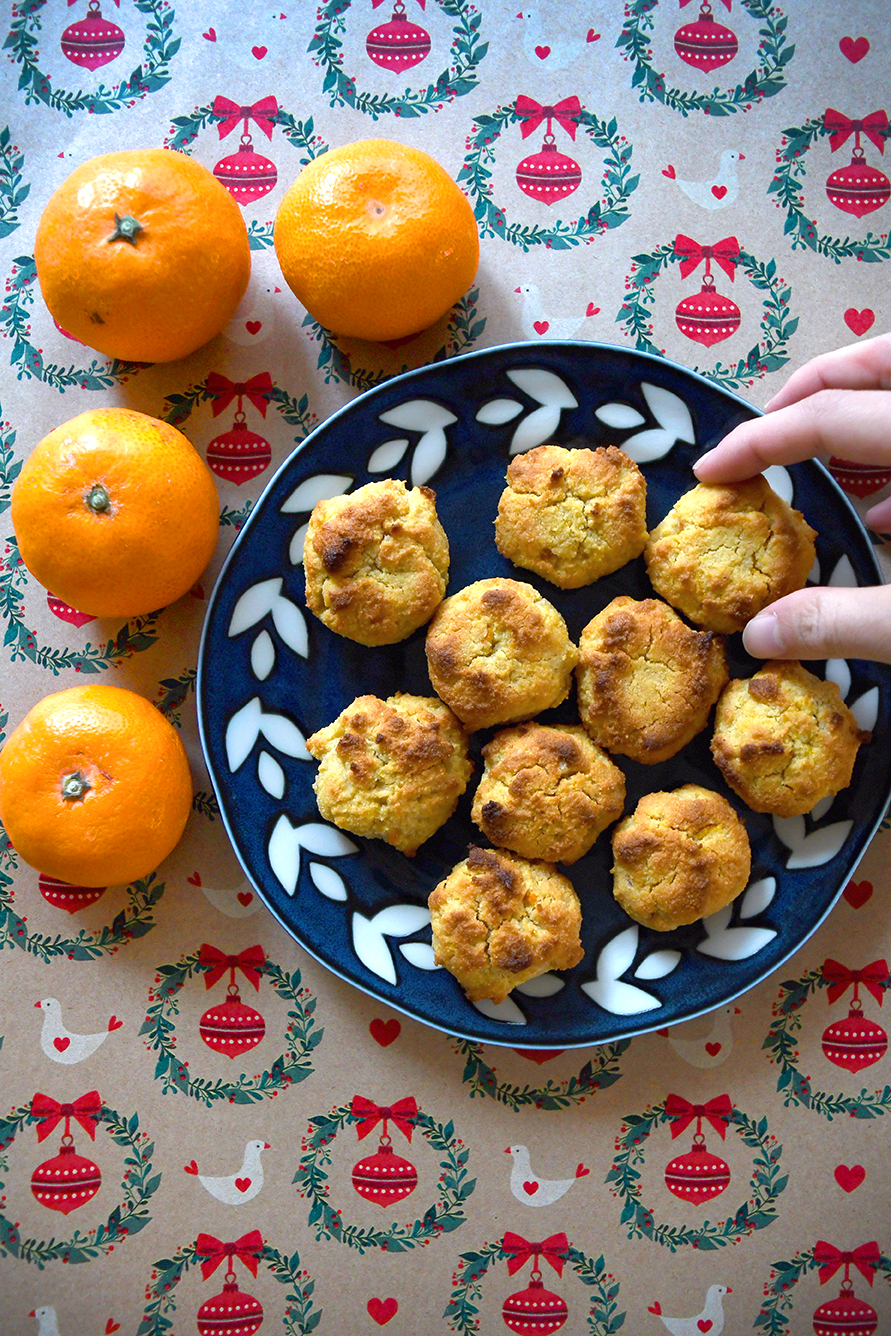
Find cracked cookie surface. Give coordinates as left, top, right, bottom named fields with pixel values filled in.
left=711, top=660, right=868, bottom=817
left=428, top=845, right=584, bottom=1002
left=644, top=477, right=817, bottom=633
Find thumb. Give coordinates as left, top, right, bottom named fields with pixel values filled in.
left=743, top=584, right=891, bottom=664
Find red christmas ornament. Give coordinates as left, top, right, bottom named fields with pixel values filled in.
left=214, top=134, right=278, bottom=206
left=664, top=1134, right=731, bottom=1202
left=675, top=275, right=741, bottom=345
left=503, top=1276, right=568, bottom=1334
left=821, top=1004, right=888, bottom=1073
left=813, top=1281, right=878, bottom=1336
left=206, top=412, right=272, bottom=484
left=198, top=943, right=267, bottom=1058
left=515, top=95, right=583, bottom=206
left=29, top=1091, right=103, bottom=1215
left=674, top=1, right=738, bottom=72
left=46, top=591, right=95, bottom=627
left=366, top=0, right=431, bottom=71
left=197, top=1280, right=264, bottom=1336
left=827, top=457, right=891, bottom=498
left=38, top=873, right=106, bottom=913
left=826, top=151, right=891, bottom=218
left=350, top=1095, right=419, bottom=1207
left=61, top=0, right=125, bottom=70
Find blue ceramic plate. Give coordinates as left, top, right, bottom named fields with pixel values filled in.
left=197, top=342, right=891, bottom=1048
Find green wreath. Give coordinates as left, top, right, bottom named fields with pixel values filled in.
left=616, top=240, right=798, bottom=389
left=453, top=1038, right=630, bottom=1110
left=616, top=0, right=793, bottom=117
left=303, top=286, right=487, bottom=390
left=6, top=0, right=180, bottom=117
left=606, top=1098, right=787, bottom=1250
left=138, top=1237, right=319, bottom=1336
left=310, top=0, right=487, bottom=119
left=2, top=255, right=140, bottom=391
left=165, top=106, right=328, bottom=251
left=293, top=1101, right=474, bottom=1251
left=764, top=965, right=891, bottom=1120
left=768, top=115, right=891, bottom=262
left=445, top=1238, right=625, bottom=1335
left=139, top=949, right=322, bottom=1106
left=756, top=1245, right=891, bottom=1336
left=0, top=128, right=28, bottom=239
left=458, top=102, right=637, bottom=250
left=0, top=1100, right=160, bottom=1266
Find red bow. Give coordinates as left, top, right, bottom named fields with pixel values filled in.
left=212, top=95, right=279, bottom=141
left=824, top=109, right=889, bottom=155
left=205, top=372, right=273, bottom=418
left=350, top=1096, right=418, bottom=1142
left=198, top=943, right=266, bottom=991
left=664, top=1093, right=733, bottom=1140
left=822, top=958, right=888, bottom=1006
left=674, top=235, right=740, bottom=282
left=814, top=1240, right=881, bottom=1286
left=502, top=1232, right=569, bottom=1277
left=195, top=1230, right=264, bottom=1280
left=30, top=1092, right=102, bottom=1143
left=373, top=0, right=425, bottom=6
left=69, top=0, right=119, bottom=4
left=515, top=95, right=582, bottom=141
left=680, top=0, right=730, bottom=6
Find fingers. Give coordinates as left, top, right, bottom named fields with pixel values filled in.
left=765, top=331, right=891, bottom=411
left=742, top=584, right=891, bottom=664
left=694, top=389, right=891, bottom=483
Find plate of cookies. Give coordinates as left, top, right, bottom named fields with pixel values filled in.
left=197, top=341, right=891, bottom=1048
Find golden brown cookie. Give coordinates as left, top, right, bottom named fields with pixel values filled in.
left=710, top=660, right=868, bottom=817
left=611, top=784, right=751, bottom=932
left=645, top=477, right=817, bottom=633
left=303, top=478, right=449, bottom=645
left=428, top=845, right=584, bottom=1002
left=425, top=578, right=578, bottom=731
left=494, top=444, right=647, bottom=588
left=306, top=693, right=472, bottom=855
left=576, top=596, right=728, bottom=764
left=471, top=722, right=625, bottom=864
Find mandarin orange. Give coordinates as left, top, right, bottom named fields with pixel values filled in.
left=0, top=686, right=193, bottom=887
left=273, top=139, right=479, bottom=342
left=11, top=407, right=220, bottom=618
left=34, top=148, right=250, bottom=363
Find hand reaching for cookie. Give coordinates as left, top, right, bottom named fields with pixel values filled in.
left=694, top=332, right=891, bottom=664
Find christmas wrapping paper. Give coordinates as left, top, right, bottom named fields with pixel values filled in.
left=1, top=2, right=890, bottom=1332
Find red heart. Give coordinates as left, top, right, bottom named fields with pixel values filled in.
left=698, top=1322, right=713, bottom=1334
left=840, top=35, right=869, bottom=63
left=834, top=1163, right=866, bottom=1192
left=514, top=1048, right=564, bottom=1064
left=656, top=1027, right=670, bottom=1037
left=246, top=320, right=262, bottom=335
left=648, top=1302, right=662, bottom=1315
left=533, top=320, right=549, bottom=335
left=534, top=45, right=551, bottom=59
left=187, top=871, right=202, bottom=886
left=106, top=1324, right=121, bottom=1335
left=184, top=1160, right=199, bottom=1175
left=53, top=1036, right=70, bottom=1052
left=844, top=879, right=873, bottom=909
left=369, top=1017, right=401, bottom=1047
left=575, top=1163, right=589, bottom=1177
left=587, top=29, right=600, bottom=41
left=523, top=1180, right=539, bottom=1195
left=711, top=184, right=728, bottom=199
left=705, top=1041, right=722, bottom=1056
left=235, top=1177, right=251, bottom=1193
left=367, top=1298, right=398, bottom=1326
left=662, top=164, right=676, bottom=179
left=586, top=303, right=600, bottom=315
left=108, top=1015, right=123, bottom=1031
left=252, top=45, right=268, bottom=59
left=202, top=27, right=216, bottom=41
left=845, top=308, right=875, bottom=336
left=238, top=891, right=254, bottom=906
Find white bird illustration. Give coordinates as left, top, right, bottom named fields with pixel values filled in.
left=662, top=1005, right=741, bottom=1069
left=506, top=1144, right=589, bottom=1207
left=650, top=1285, right=732, bottom=1336
left=29, top=1308, right=61, bottom=1336
left=35, top=997, right=123, bottom=1065
left=517, top=9, right=596, bottom=70
left=515, top=284, right=596, bottom=341
left=663, top=150, right=745, bottom=210
left=184, top=1139, right=270, bottom=1205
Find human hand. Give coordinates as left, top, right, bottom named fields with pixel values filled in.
left=693, top=333, right=891, bottom=664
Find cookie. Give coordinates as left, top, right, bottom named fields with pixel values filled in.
left=576, top=596, right=728, bottom=764
left=306, top=693, right=472, bottom=855
left=494, top=443, right=647, bottom=588
left=611, top=784, right=751, bottom=932
left=303, top=478, right=449, bottom=646
left=428, top=845, right=584, bottom=1002
left=711, top=660, right=868, bottom=817
left=425, top=577, right=578, bottom=731
left=471, top=722, right=625, bottom=864
left=645, top=477, right=817, bottom=633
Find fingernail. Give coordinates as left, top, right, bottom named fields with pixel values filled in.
left=742, top=610, right=783, bottom=657
left=693, top=448, right=714, bottom=477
